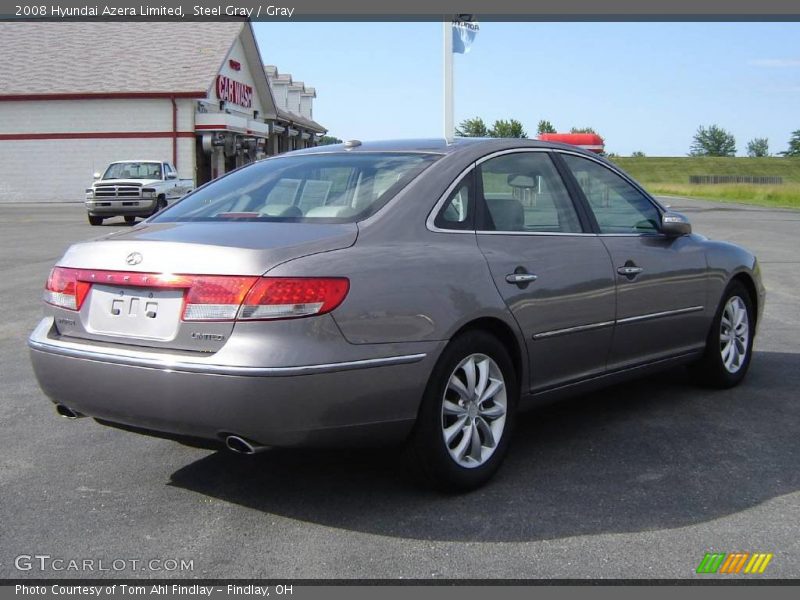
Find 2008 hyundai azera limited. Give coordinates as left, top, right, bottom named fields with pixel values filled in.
left=29, top=138, right=765, bottom=490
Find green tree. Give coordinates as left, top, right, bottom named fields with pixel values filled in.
left=318, top=135, right=343, bottom=145
left=537, top=120, right=556, bottom=135
left=570, top=126, right=597, bottom=134
left=690, top=125, right=736, bottom=157
left=746, top=138, right=769, bottom=157
left=780, top=130, right=800, bottom=157
left=631, top=150, right=646, bottom=157
left=490, top=119, right=527, bottom=138
left=455, top=117, right=489, bottom=137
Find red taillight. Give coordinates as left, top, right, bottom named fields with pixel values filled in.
left=43, top=268, right=349, bottom=322
left=239, top=277, right=350, bottom=320
left=183, top=276, right=258, bottom=321
left=44, top=267, right=90, bottom=310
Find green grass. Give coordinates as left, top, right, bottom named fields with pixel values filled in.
left=610, top=157, right=800, bottom=209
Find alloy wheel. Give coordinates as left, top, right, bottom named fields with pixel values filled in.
left=720, top=296, right=750, bottom=374
left=441, top=353, right=507, bottom=468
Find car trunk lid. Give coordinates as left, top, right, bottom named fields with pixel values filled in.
left=50, top=222, right=357, bottom=352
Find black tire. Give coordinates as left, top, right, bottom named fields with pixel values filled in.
left=124, top=215, right=137, bottom=224
left=404, top=330, right=518, bottom=492
left=87, top=215, right=103, bottom=226
left=689, top=280, right=755, bottom=388
left=151, top=197, right=167, bottom=216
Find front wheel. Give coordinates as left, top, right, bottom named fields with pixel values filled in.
left=87, top=215, right=103, bottom=226
left=124, top=216, right=137, bottom=224
left=690, top=281, right=755, bottom=388
left=404, top=331, right=518, bottom=491
left=151, top=197, right=167, bottom=216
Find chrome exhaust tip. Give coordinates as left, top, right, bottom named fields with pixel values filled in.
left=55, top=404, right=83, bottom=419
left=225, top=435, right=269, bottom=455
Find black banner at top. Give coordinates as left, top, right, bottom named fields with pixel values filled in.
left=3, top=0, right=800, bottom=21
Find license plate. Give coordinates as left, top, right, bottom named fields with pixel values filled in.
left=85, top=285, right=184, bottom=340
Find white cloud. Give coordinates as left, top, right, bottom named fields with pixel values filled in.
left=748, top=58, right=800, bottom=68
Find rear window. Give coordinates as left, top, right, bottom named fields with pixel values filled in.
left=153, top=152, right=439, bottom=223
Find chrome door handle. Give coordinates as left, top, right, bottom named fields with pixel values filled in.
left=617, top=266, right=644, bottom=276
left=505, top=273, right=538, bottom=284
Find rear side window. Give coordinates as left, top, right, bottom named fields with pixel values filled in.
left=434, top=176, right=473, bottom=230
left=561, top=154, right=661, bottom=234
left=154, top=152, right=439, bottom=223
left=478, top=152, right=582, bottom=233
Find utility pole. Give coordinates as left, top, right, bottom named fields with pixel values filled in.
left=443, top=20, right=454, bottom=143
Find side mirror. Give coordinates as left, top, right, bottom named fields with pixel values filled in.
left=166, top=173, right=177, bottom=180
left=93, top=172, right=101, bottom=179
left=661, top=211, right=692, bottom=236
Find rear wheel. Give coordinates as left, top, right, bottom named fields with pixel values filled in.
left=404, top=331, right=518, bottom=491
left=690, top=280, right=754, bottom=388
left=87, top=215, right=103, bottom=226
left=124, top=216, right=137, bottom=224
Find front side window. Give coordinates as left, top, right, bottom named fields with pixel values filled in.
left=478, top=152, right=582, bottom=233
left=561, top=154, right=661, bottom=234
left=153, top=152, right=439, bottom=223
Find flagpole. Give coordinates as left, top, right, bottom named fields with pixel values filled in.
left=443, top=19, right=454, bottom=143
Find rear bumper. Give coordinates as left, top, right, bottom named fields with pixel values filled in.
left=85, top=199, right=157, bottom=217
left=29, top=318, right=441, bottom=447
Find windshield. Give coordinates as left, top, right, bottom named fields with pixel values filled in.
left=152, top=152, right=439, bottom=224
left=103, top=162, right=162, bottom=180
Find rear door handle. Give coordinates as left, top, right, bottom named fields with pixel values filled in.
left=505, top=273, right=538, bottom=284
left=617, top=266, right=644, bottom=276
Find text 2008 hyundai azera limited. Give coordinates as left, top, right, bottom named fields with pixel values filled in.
left=29, top=139, right=765, bottom=490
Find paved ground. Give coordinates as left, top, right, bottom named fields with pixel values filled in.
left=0, top=199, right=798, bottom=579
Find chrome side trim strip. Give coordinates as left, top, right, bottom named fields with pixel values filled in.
left=533, top=320, right=615, bottom=340
left=476, top=230, right=597, bottom=237
left=28, top=336, right=427, bottom=377
left=533, top=306, right=704, bottom=340
left=616, top=306, right=705, bottom=325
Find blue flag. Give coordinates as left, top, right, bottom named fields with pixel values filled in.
left=452, top=20, right=479, bottom=54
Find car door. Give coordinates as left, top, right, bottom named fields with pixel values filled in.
left=558, top=152, right=708, bottom=370
left=472, top=150, right=616, bottom=392
left=160, top=163, right=172, bottom=198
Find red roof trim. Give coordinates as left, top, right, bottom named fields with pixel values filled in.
left=0, top=131, right=196, bottom=141
left=0, top=92, right=207, bottom=102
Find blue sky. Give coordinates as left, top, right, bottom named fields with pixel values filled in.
left=253, top=22, right=800, bottom=156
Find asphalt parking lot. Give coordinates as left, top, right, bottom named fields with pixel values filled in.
left=1, top=198, right=798, bottom=580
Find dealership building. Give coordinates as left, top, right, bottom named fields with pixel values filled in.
left=0, top=21, right=327, bottom=202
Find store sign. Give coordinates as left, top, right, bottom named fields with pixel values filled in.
left=216, top=75, right=253, bottom=108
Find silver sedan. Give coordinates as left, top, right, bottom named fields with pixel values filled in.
left=29, top=138, right=765, bottom=490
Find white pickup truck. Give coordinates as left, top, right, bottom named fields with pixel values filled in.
left=85, top=160, right=194, bottom=225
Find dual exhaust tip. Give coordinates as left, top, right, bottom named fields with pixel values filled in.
left=56, top=405, right=266, bottom=456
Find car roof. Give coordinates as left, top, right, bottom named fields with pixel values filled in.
left=287, top=137, right=603, bottom=158
left=108, top=160, right=165, bottom=164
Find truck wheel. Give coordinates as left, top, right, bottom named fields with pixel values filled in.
left=124, top=216, right=137, bottom=224
left=152, top=197, right=167, bottom=215
left=403, top=330, right=518, bottom=492
left=88, top=215, right=103, bottom=226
